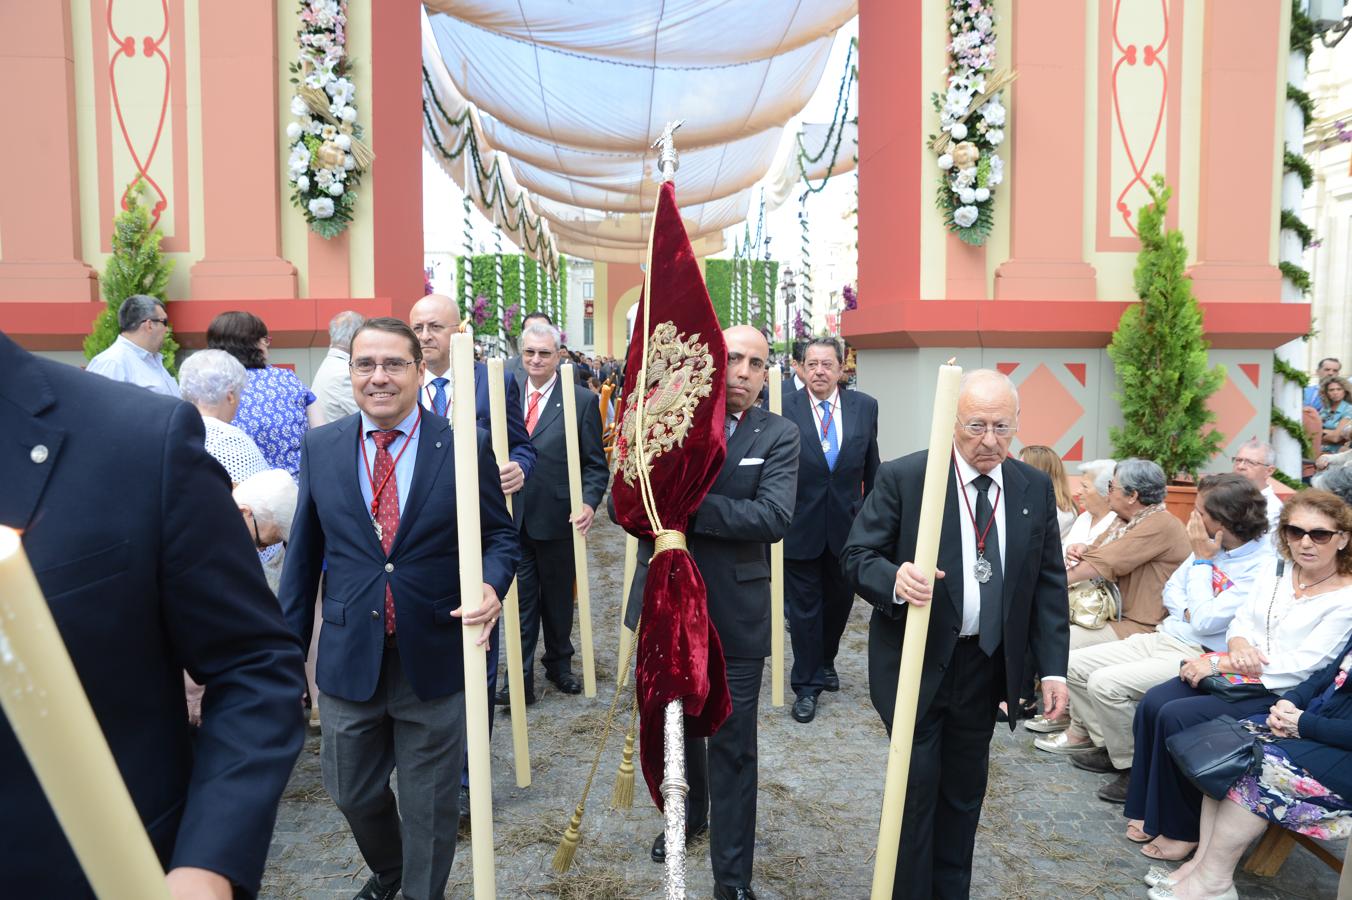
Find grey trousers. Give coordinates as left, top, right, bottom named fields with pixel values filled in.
left=320, top=647, right=466, bottom=900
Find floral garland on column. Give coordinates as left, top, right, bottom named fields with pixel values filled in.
left=929, top=0, right=1012, bottom=247
left=286, top=0, right=374, bottom=239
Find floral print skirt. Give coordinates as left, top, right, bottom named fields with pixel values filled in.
left=1227, top=744, right=1352, bottom=840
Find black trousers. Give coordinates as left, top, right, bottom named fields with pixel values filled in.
left=514, top=532, right=577, bottom=693
left=685, top=655, right=763, bottom=888
left=892, top=639, right=999, bottom=900
left=786, top=549, right=854, bottom=697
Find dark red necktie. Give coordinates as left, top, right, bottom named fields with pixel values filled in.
left=371, top=430, right=401, bottom=635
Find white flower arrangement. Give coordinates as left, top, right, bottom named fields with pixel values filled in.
left=929, top=0, right=1009, bottom=246
left=286, top=0, right=370, bottom=238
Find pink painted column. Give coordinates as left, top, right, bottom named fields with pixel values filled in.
left=993, top=2, right=1097, bottom=301
left=188, top=0, right=296, bottom=299
left=1186, top=2, right=1282, bottom=302
left=0, top=2, right=98, bottom=302
left=369, top=0, right=423, bottom=309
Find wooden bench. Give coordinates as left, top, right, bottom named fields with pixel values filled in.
left=1242, top=823, right=1344, bottom=877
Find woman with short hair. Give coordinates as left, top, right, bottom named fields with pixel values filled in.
left=1064, top=458, right=1121, bottom=550
left=178, top=349, right=269, bottom=486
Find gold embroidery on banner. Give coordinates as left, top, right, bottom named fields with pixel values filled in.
left=616, top=322, right=715, bottom=486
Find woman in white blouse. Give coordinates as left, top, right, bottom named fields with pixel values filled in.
left=179, top=349, right=269, bottom=486
left=1124, top=490, right=1352, bottom=862
left=1063, top=458, right=1121, bottom=551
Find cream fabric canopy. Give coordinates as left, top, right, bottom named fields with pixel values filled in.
left=421, top=0, right=857, bottom=264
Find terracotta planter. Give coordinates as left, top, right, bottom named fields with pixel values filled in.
left=1164, top=483, right=1198, bottom=525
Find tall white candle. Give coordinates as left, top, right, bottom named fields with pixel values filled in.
left=560, top=363, right=597, bottom=697
left=485, top=358, right=531, bottom=788
left=870, top=361, right=962, bottom=899
left=768, top=374, right=786, bottom=707
left=0, top=527, right=171, bottom=899
left=450, top=334, right=496, bottom=897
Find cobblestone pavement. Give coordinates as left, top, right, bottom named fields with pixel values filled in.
left=261, top=515, right=1343, bottom=899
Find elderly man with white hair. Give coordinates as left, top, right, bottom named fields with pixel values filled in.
left=180, top=348, right=269, bottom=485
left=310, top=310, right=365, bottom=425
left=1230, top=438, right=1282, bottom=530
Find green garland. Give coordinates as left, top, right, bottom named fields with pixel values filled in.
left=704, top=259, right=779, bottom=330
left=1272, top=406, right=1314, bottom=459
left=1279, top=260, right=1312, bottom=294
left=1280, top=209, right=1313, bottom=248
left=453, top=253, right=565, bottom=338
left=1287, top=83, right=1316, bottom=122
left=1273, top=353, right=1309, bottom=389
left=1291, top=0, right=1317, bottom=56
left=1284, top=149, right=1314, bottom=190
left=1272, top=469, right=1304, bottom=491
left=797, top=39, right=856, bottom=196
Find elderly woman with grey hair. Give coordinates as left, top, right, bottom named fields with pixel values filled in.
left=1064, top=458, right=1121, bottom=551
left=179, top=349, right=269, bottom=486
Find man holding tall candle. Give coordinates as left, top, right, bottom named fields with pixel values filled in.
left=622, top=325, right=799, bottom=900
left=841, top=370, right=1070, bottom=899
left=782, top=335, right=880, bottom=722
left=278, top=318, right=518, bottom=900
left=0, top=330, right=306, bottom=899
left=502, top=318, right=609, bottom=702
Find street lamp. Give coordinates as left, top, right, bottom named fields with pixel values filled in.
left=780, top=266, right=797, bottom=374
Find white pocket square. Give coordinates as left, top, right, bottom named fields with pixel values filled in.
left=739, top=457, right=765, bottom=466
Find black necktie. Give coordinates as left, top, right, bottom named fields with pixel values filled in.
left=973, top=474, right=1004, bottom=656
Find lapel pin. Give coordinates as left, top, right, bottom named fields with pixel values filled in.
left=1022, top=508, right=1029, bottom=515
left=435, top=441, right=443, bottom=448
left=30, top=444, right=49, bottom=464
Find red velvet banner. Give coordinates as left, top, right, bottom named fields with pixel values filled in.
left=612, top=181, right=731, bottom=809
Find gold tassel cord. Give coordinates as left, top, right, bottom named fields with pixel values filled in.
left=610, top=690, right=641, bottom=810
left=927, top=68, right=1018, bottom=156
left=551, top=804, right=585, bottom=873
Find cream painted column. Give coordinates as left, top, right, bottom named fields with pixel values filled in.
left=1186, top=1, right=1282, bottom=301
left=0, top=2, right=98, bottom=301
left=993, top=2, right=1097, bottom=300
left=188, top=0, right=296, bottom=299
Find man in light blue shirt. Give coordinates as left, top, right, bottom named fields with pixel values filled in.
left=1040, top=474, right=1275, bottom=803
left=85, top=294, right=180, bottom=397
left=1304, top=357, right=1341, bottom=412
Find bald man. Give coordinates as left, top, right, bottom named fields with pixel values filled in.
left=841, top=370, right=1070, bottom=899
left=622, top=326, right=798, bottom=900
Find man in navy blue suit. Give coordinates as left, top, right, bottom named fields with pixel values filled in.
left=409, top=293, right=535, bottom=810
left=0, top=330, right=306, bottom=899
left=279, top=318, right=518, bottom=900
left=782, top=336, right=881, bottom=724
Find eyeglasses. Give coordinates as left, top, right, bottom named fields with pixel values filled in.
left=248, top=511, right=265, bottom=549
left=260, top=335, right=272, bottom=346
left=956, top=421, right=1016, bottom=438
left=147, top=318, right=169, bottom=327
left=350, top=358, right=415, bottom=376
left=522, top=348, right=556, bottom=359
left=1232, top=457, right=1271, bottom=469
left=1283, top=525, right=1342, bottom=545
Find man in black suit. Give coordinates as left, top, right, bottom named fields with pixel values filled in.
left=621, top=325, right=797, bottom=900
left=840, top=369, right=1070, bottom=899
left=0, top=330, right=306, bottom=898
left=782, top=336, right=880, bottom=722
left=505, top=310, right=554, bottom=386
left=278, top=318, right=518, bottom=900
left=503, top=318, right=608, bottom=701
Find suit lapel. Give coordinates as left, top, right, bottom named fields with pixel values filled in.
left=712, top=406, right=763, bottom=491
left=835, top=390, right=850, bottom=455
left=939, top=462, right=965, bottom=620
left=531, top=384, right=565, bottom=436
left=339, top=415, right=384, bottom=556
left=999, top=459, right=1030, bottom=616
left=789, top=391, right=827, bottom=465
left=0, top=339, right=64, bottom=531
left=388, top=416, right=451, bottom=558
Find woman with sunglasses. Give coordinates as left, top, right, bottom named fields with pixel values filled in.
left=1124, top=490, right=1352, bottom=864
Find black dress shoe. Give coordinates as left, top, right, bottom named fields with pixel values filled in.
left=1096, top=770, right=1131, bottom=803
left=495, top=686, right=536, bottom=708
left=822, top=666, right=840, bottom=692
left=791, top=693, right=817, bottom=723
left=713, top=884, right=758, bottom=900
left=352, top=873, right=401, bottom=900
left=650, top=821, right=709, bottom=862
left=547, top=671, right=583, bottom=694
left=1070, top=746, right=1122, bottom=775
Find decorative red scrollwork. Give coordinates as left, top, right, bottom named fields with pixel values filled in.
left=1110, top=0, right=1169, bottom=235
left=107, top=0, right=171, bottom=226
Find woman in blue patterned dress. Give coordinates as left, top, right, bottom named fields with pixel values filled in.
left=1144, top=630, right=1352, bottom=899
left=206, top=311, right=318, bottom=477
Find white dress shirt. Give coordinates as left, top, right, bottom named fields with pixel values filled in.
left=952, top=451, right=1007, bottom=637
left=807, top=387, right=844, bottom=450
left=523, top=373, right=558, bottom=418
left=85, top=334, right=181, bottom=398
left=356, top=405, right=421, bottom=517
left=419, top=367, right=455, bottom=415
left=1227, top=568, right=1352, bottom=690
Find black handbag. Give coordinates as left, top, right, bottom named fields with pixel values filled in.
left=1165, top=716, right=1264, bottom=800
left=1198, top=673, right=1274, bottom=702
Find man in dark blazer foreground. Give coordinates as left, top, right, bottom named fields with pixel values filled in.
left=621, top=325, right=798, bottom=900
left=0, top=330, right=306, bottom=898
left=278, top=318, right=518, bottom=900
left=504, top=318, right=608, bottom=701
left=782, top=336, right=880, bottom=722
left=840, top=369, right=1070, bottom=899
